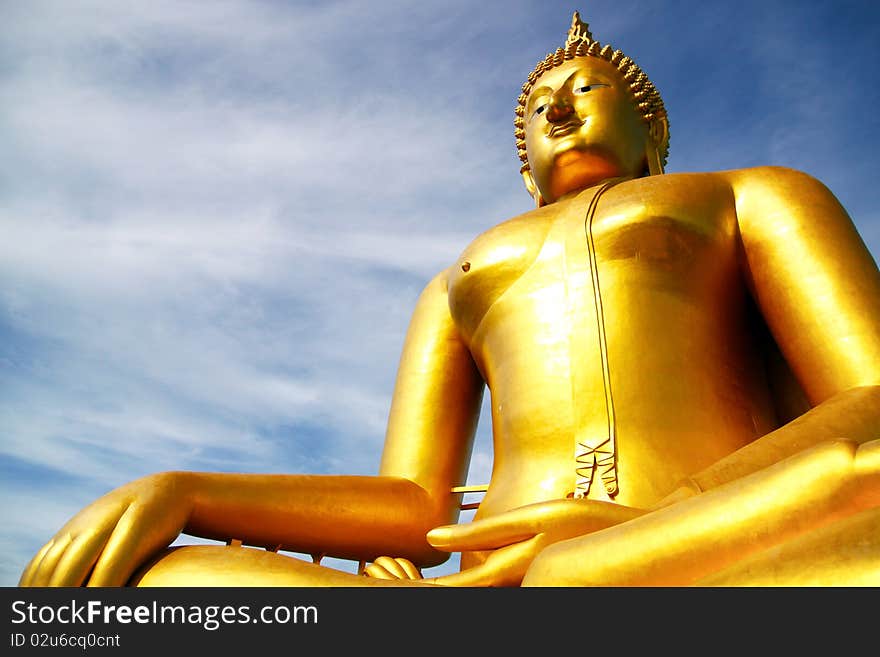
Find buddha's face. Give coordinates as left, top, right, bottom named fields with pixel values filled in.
left=524, top=56, right=649, bottom=204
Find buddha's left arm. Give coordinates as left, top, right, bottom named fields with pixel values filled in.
left=680, top=166, right=880, bottom=495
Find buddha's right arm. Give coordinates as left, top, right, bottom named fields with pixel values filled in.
left=184, top=473, right=462, bottom=562
left=20, top=269, right=484, bottom=586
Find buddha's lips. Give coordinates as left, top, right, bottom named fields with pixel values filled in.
left=548, top=121, right=582, bottom=137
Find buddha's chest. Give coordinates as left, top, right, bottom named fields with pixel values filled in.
left=448, top=182, right=738, bottom=346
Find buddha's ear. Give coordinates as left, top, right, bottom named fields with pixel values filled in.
left=522, top=169, right=546, bottom=207
left=646, top=115, right=669, bottom=176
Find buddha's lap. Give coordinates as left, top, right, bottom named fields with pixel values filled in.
left=131, top=545, right=414, bottom=587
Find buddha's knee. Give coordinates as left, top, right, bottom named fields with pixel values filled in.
left=129, top=545, right=363, bottom=587
left=797, top=438, right=880, bottom=512
left=696, top=506, right=880, bottom=586
left=854, top=439, right=880, bottom=506
left=130, top=545, right=424, bottom=587
left=767, top=439, right=859, bottom=492
left=807, top=437, right=859, bottom=463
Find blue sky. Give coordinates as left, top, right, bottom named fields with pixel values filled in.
left=1, top=0, right=878, bottom=586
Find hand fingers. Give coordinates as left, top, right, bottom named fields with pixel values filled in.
left=364, top=562, right=397, bottom=579
left=427, top=509, right=540, bottom=551
left=49, top=526, right=114, bottom=587
left=395, top=557, right=422, bottom=579
left=88, top=500, right=188, bottom=586
left=30, top=533, right=73, bottom=587
left=429, top=498, right=647, bottom=552
left=19, top=540, right=55, bottom=587
left=426, top=499, right=589, bottom=551
left=364, top=557, right=422, bottom=580
left=427, top=536, right=542, bottom=587
left=373, top=556, right=410, bottom=579
left=89, top=503, right=149, bottom=586
left=21, top=495, right=132, bottom=587
left=425, top=568, right=493, bottom=586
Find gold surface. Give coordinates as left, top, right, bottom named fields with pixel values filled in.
left=20, top=12, right=880, bottom=587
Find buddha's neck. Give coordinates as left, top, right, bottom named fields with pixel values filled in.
left=554, top=174, right=636, bottom=204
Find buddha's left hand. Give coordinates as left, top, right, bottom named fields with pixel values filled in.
left=369, top=498, right=645, bottom=586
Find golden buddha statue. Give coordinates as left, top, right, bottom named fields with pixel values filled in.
left=20, top=12, right=880, bottom=588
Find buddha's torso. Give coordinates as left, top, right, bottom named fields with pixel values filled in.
left=447, top=172, right=780, bottom=519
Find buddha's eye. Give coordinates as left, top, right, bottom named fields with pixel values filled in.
left=574, top=83, right=608, bottom=94
left=531, top=104, right=548, bottom=120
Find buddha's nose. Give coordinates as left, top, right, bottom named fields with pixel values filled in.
left=545, top=89, right=575, bottom=122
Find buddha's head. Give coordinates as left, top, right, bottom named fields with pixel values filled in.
left=516, top=12, right=669, bottom=206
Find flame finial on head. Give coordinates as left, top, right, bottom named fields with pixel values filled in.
left=566, top=11, right=593, bottom=47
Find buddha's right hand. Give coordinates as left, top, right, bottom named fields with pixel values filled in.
left=19, top=472, right=193, bottom=587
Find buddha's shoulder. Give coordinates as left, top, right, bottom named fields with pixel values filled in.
left=643, top=166, right=820, bottom=192
left=607, top=167, right=828, bottom=210
left=612, top=170, right=734, bottom=196
left=467, top=203, right=557, bottom=249
left=717, top=165, right=833, bottom=198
